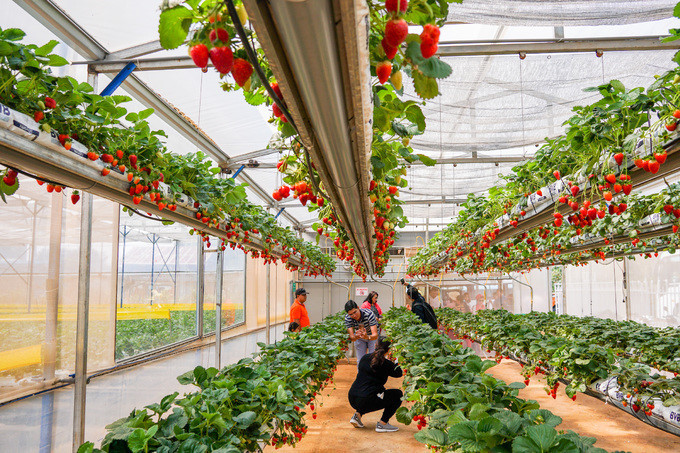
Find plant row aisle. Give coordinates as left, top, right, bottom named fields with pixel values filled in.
left=78, top=315, right=347, bottom=452
left=438, top=308, right=680, bottom=439
left=382, top=308, right=616, bottom=452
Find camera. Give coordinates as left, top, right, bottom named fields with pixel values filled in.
left=400, top=278, right=405, bottom=285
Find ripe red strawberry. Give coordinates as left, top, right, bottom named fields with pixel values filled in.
left=674, top=109, right=680, bottom=119
left=272, top=103, right=283, bottom=118
left=71, top=191, right=80, bottom=204
left=385, top=19, right=408, bottom=47
left=619, top=203, right=627, bottom=212
left=189, top=44, right=209, bottom=68
left=623, top=184, right=632, bottom=195
left=271, top=82, right=283, bottom=99
left=101, top=153, right=113, bottom=163
left=674, top=225, right=679, bottom=233
left=34, top=111, right=44, bottom=122
left=603, top=191, right=613, bottom=201
left=370, top=180, right=377, bottom=191
left=388, top=185, right=398, bottom=194
left=666, top=122, right=677, bottom=132
left=376, top=61, right=392, bottom=84
left=536, top=189, right=542, bottom=196
left=422, top=24, right=441, bottom=42
left=46, top=184, right=54, bottom=193
left=209, top=46, right=233, bottom=74
left=420, top=41, right=438, bottom=59
left=64, top=141, right=72, bottom=150
left=101, top=167, right=110, bottom=176
left=44, top=97, right=56, bottom=109
left=654, top=151, right=667, bottom=164
left=381, top=38, right=398, bottom=60
left=273, top=190, right=283, bottom=201
left=209, top=28, right=229, bottom=44
left=634, top=158, right=644, bottom=168
left=232, top=58, right=253, bottom=87
left=614, top=152, right=624, bottom=165
left=129, top=154, right=138, bottom=167
left=605, top=173, right=616, bottom=184
left=613, top=183, right=622, bottom=193
left=648, top=160, right=660, bottom=174
left=385, top=0, right=408, bottom=14
left=571, top=185, right=579, bottom=196
left=317, top=227, right=323, bottom=235
left=2, top=175, right=16, bottom=186
left=553, top=170, right=560, bottom=179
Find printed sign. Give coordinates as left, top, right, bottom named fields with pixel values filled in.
left=355, top=287, right=369, bottom=297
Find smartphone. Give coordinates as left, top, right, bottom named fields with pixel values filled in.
left=400, top=278, right=405, bottom=285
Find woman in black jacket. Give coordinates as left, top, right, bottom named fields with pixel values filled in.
left=347, top=339, right=403, bottom=432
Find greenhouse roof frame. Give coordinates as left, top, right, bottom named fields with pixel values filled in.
left=12, top=0, right=303, bottom=229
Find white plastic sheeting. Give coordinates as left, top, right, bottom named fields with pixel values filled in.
left=448, top=1, right=677, bottom=26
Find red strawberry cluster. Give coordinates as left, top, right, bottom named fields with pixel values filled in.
left=413, top=414, right=427, bottom=430
left=270, top=82, right=289, bottom=123
left=2, top=169, right=18, bottom=188
left=420, top=24, right=440, bottom=59
left=377, top=0, right=410, bottom=84
left=634, top=150, right=666, bottom=174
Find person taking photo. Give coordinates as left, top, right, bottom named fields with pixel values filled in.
left=348, top=339, right=403, bottom=432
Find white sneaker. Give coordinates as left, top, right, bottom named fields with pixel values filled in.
left=350, top=412, right=364, bottom=428
left=375, top=421, right=399, bottom=432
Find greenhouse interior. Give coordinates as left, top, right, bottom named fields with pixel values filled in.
left=3, top=0, right=680, bottom=452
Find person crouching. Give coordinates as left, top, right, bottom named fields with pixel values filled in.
left=348, top=339, right=403, bottom=432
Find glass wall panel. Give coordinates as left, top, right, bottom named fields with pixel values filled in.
left=222, top=248, right=245, bottom=328
left=115, top=211, right=198, bottom=359
left=628, top=252, right=680, bottom=327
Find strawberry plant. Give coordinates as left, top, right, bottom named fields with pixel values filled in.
left=155, top=0, right=460, bottom=277
left=80, top=314, right=348, bottom=453
left=382, top=308, right=612, bottom=452
left=0, top=26, right=334, bottom=276
left=438, top=308, right=680, bottom=408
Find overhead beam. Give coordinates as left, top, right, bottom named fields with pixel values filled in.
left=405, top=156, right=525, bottom=165
left=438, top=35, right=680, bottom=57
left=13, top=0, right=107, bottom=60
left=107, top=40, right=165, bottom=60
left=224, top=148, right=283, bottom=165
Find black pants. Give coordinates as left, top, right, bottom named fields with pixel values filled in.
left=348, top=389, right=403, bottom=423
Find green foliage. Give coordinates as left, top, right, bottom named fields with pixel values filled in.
left=91, top=314, right=348, bottom=452
left=438, top=308, right=680, bottom=407
left=382, top=308, right=610, bottom=452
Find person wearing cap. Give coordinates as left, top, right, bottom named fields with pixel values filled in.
left=290, top=288, right=311, bottom=329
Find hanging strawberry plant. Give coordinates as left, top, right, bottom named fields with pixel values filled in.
left=0, top=26, right=334, bottom=275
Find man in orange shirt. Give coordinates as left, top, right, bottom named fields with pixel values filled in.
left=290, top=288, right=311, bottom=329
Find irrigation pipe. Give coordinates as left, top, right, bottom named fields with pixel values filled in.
left=507, top=273, right=534, bottom=312
left=324, top=275, right=350, bottom=300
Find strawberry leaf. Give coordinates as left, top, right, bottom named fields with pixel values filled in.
left=158, top=7, right=193, bottom=50
left=412, top=70, right=439, bottom=100
left=416, top=154, right=436, bottom=166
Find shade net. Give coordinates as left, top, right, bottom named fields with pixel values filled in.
left=448, top=0, right=677, bottom=26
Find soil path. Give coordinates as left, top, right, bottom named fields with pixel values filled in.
left=486, top=359, right=680, bottom=453
left=277, top=357, right=680, bottom=453
left=276, top=360, right=427, bottom=453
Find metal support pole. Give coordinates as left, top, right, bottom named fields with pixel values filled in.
left=231, top=164, right=245, bottom=179
left=26, top=202, right=41, bottom=312
left=274, top=207, right=285, bottom=219
left=215, top=250, right=224, bottom=368
left=266, top=262, right=271, bottom=344
left=72, top=192, right=93, bottom=452
left=149, top=233, right=156, bottom=305
left=44, top=192, right=63, bottom=381
left=174, top=239, right=179, bottom=304
left=623, top=257, right=632, bottom=321
left=197, top=237, right=205, bottom=337
left=461, top=274, right=490, bottom=310
left=561, top=266, right=567, bottom=315
left=119, top=225, right=127, bottom=308
left=99, top=61, right=137, bottom=96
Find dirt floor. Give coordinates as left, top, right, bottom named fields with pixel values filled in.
left=276, top=357, right=680, bottom=453
left=486, top=359, right=680, bottom=453
left=276, top=359, right=427, bottom=453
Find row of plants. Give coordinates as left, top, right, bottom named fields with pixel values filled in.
left=408, top=6, right=680, bottom=277
left=0, top=26, right=334, bottom=276
left=437, top=308, right=680, bottom=413
left=79, top=313, right=348, bottom=453
left=382, top=308, right=615, bottom=452
left=157, top=0, right=459, bottom=277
